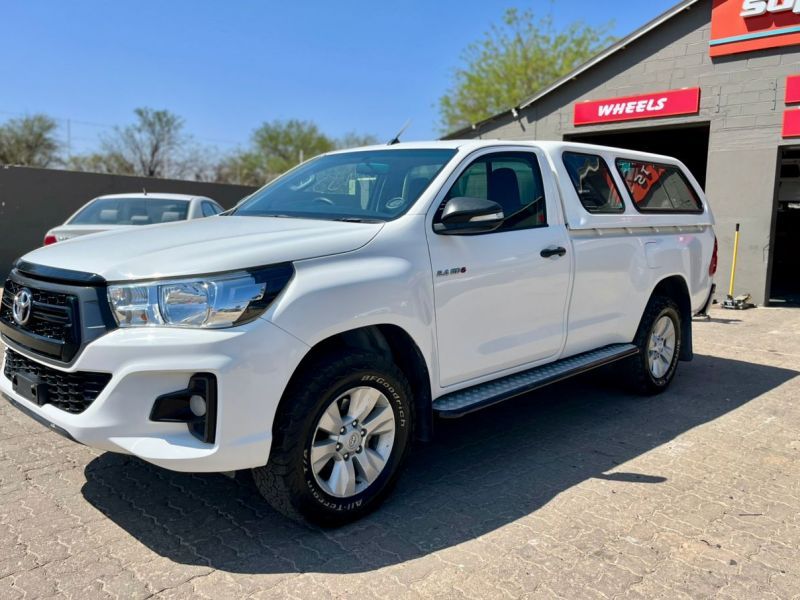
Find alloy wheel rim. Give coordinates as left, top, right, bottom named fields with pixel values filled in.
left=647, top=315, right=676, bottom=379
left=309, top=386, right=396, bottom=498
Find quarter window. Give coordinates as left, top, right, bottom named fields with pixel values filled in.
left=616, top=159, right=703, bottom=213
left=562, top=152, right=624, bottom=214
left=436, top=152, right=547, bottom=233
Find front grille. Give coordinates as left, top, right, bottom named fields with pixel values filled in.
left=1, top=279, right=76, bottom=347
left=3, top=349, right=111, bottom=414
left=1, top=266, right=114, bottom=365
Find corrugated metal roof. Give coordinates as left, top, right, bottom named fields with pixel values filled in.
left=443, top=0, right=701, bottom=139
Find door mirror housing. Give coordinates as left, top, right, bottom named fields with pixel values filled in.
left=434, top=197, right=505, bottom=235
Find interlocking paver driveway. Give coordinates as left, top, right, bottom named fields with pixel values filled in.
left=1, top=307, right=799, bottom=599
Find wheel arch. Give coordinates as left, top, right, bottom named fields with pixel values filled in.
left=280, top=324, right=434, bottom=442
left=648, top=274, right=693, bottom=361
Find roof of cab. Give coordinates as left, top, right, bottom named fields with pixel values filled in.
left=331, top=139, right=685, bottom=166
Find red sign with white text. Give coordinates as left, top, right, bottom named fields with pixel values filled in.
left=573, top=88, right=701, bottom=126
left=711, top=0, right=800, bottom=57
left=783, top=110, right=800, bottom=137
left=787, top=75, right=800, bottom=104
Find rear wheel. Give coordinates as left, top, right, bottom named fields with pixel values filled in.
left=625, top=295, right=682, bottom=395
left=252, top=352, right=413, bottom=526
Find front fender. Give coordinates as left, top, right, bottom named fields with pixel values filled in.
left=263, top=252, right=437, bottom=376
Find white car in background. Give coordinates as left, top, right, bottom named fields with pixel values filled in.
left=43, top=193, right=225, bottom=245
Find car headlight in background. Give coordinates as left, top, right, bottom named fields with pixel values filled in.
left=107, top=264, right=294, bottom=328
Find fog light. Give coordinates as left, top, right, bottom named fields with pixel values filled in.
left=150, top=373, right=217, bottom=444
left=189, top=394, right=207, bottom=417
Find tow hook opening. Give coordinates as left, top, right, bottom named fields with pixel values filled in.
left=150, top=373, right=217, bottom=444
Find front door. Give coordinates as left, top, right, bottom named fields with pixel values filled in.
left=426, top=149, right=571, bottom=387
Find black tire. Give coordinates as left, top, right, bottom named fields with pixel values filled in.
left=252, top=351, right=414, bottom=526
left=624, top=295, right=682, bottom=395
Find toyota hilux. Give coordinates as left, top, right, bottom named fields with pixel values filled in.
left=1, top=141, right=717, bottom=525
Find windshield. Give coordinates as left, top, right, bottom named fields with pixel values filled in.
left=69, top=198, right=190, bottom=225
left=233, top=149, right=457, bottom=221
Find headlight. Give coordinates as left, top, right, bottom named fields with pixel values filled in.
left=107, top=264, right=294, bottom=328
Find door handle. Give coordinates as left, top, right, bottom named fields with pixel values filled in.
left=540, top=246, right=567, bottom=258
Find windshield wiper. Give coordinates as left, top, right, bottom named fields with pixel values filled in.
left=221, top=211, right=295, bottom=218
left=333, top=217, right=384, bottom=223
left=234, top=213, right=382, bottom=223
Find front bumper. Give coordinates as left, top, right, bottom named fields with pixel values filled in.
left=0, top=319, right=308, bottom=472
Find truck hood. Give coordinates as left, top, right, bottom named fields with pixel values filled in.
left=22, top=216, right=383, bottom=282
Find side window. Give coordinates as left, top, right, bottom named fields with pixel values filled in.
left=201, top=201, right=220, bottom=217
left=562, top=152, right=624, bottom=214
left=436, top=152, right=546, bottom=233
left=445, top=161, right=488, bottom=201
left=616, top=159, right=703, bottom=213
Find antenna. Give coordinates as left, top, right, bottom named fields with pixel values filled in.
left=387, top=119, right=411, bottom=145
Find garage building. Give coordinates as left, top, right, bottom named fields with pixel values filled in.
left=446, top=0, right=800, bottom=306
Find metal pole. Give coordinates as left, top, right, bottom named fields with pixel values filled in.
left=728, top=223, right=740, bottom=298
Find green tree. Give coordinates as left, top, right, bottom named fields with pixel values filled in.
left=439, top=8, right=616, bottom=132
left=99, top=107, right=188, bottom=177
left=220, top=119, right=333, bottom=185
left=68, top=108, right=206, bottom=179
left=220, top=120, right=377, bottom=186
left=65, top=151, right=134, bottom=175
left=337, top=131, right=379, bottom=149
left=0, top=114, right=60, bottom=167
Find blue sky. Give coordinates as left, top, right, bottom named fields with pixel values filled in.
left=1, top=1, right=678, bottom=156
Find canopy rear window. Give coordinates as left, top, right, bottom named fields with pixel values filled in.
left=615, top=159, right=703, bottom=213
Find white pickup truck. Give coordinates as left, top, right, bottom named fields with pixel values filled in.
left=1, top=141, right=716, bottom=525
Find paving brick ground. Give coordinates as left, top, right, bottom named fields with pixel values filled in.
left=1, top=306, right=799, bottom=599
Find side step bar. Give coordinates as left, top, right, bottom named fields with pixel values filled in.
left=433, top=343, right=638, bottom=418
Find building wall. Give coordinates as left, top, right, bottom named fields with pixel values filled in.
left=464, top=0, right=800, bottom=304
left=0, top=166, right=256, bottom=279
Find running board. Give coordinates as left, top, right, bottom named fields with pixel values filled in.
left=433, top=343, right=638, bottom=418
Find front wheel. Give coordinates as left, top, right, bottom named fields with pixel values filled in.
left=624, top=295, right=682, bottom=395
left=252, top=352, right=413, bottom=526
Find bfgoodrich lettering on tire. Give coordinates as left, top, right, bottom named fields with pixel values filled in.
left=252, top=351, right=413, bottom=526
left=625, top=295, right=682, bottom=395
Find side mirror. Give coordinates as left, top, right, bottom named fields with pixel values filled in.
left=434, top=197, right=505, bottom=235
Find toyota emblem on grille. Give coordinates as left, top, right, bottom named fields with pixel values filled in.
left=12, top=288, right=33, bottom=326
